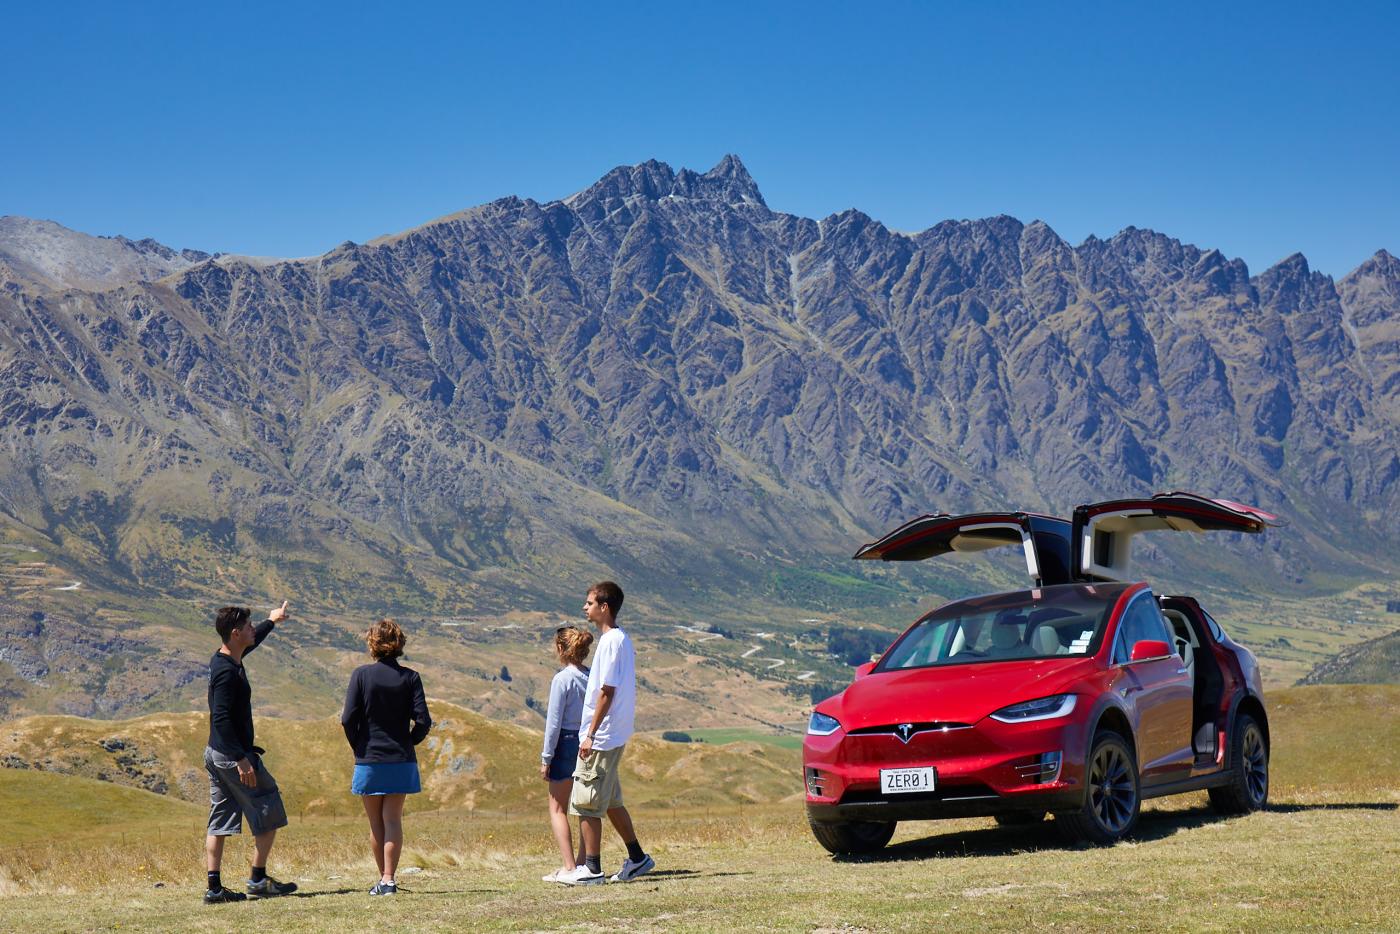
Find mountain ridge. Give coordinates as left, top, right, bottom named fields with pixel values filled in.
left=1, top=155, right=1397, bottom=718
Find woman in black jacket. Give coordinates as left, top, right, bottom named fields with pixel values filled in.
left=341, top=619, right=431, bottom=896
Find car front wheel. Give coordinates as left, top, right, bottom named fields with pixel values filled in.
left=1055, top=730, right=1140, bottom=845
left=808, top=818, right=896, bottom=856
left=1208, top=713, right=1268, bottom=814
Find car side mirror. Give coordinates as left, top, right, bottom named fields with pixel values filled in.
left=854, top=660, right=877, bottom=679
left=1130, top=639, right=1171, bottom=662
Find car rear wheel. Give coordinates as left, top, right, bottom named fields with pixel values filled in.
left=808, top=818, right=897, bottom=855
left=1208, top=713, right=1268, bottom=814
left=1055, top=730, right=1140, bottom=845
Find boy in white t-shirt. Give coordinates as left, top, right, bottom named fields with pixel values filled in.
left=558, top=581, right=655, bottom=885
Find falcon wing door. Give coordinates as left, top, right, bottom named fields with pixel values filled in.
left=1072, top=492, right=1279, bottom=582
left=853, top=512, right=1074, bottom=586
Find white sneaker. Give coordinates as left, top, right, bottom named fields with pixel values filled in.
left=541, top=868, right=565, bottom=883
left=557, top=865, right=605, bottom=886
left=609, top=854, right=655, bottom=882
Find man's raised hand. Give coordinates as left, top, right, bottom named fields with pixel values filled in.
left=269, top=600, right=290, bottom=623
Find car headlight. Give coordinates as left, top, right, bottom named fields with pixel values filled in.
left=989, top=694, right=1077, bottom=723
left=807, top=711, right=842, bottom=735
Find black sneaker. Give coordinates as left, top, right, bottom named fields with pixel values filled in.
left=246, top=876, right=298, bottom=898
left=369, top=880, right=397, bottom=896
left=203, top=887, right=248, bottom=904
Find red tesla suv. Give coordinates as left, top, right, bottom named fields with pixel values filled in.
left=804, top=492, right=1274, bottom=854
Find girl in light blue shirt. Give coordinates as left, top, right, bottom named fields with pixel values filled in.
left=539, top=625, right=592, bottom=882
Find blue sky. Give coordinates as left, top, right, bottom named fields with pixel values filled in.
left=2, top=1, right=1395, bottom=276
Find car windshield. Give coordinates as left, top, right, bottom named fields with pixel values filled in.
left=876, top=583, right=1134, bottom=671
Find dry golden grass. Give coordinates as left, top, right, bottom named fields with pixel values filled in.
left=0, top=686, right=1395, bottom=931
left=0, top=701, right=801, bottom=820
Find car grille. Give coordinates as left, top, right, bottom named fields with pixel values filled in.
left=840, top=782, right=998, bottom=805
left=847, top=722, right=972, bottom=741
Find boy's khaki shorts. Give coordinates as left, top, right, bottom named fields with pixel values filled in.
left=569, top=744, right=626, bottom=817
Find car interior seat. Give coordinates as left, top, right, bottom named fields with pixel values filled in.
left=1028, top=622, right=1063, bottom=655
left=1160, top=607, right=1196, bottom=680
left=1026, top=607, right=1074, bottom=656
left=989, top=611, right=1027, bottom=655
left=948, top=624, right=967, bottom=657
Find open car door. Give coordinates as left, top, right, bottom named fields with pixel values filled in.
left=1072, top=492, right=1279, bottom=582
left=853, top=512, right=1074, bottom=586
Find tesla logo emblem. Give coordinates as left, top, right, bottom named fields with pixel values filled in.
left=895, top=723, right=915, bottom=743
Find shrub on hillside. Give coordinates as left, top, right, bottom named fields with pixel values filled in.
left=828, top=626, right=890, bottom=665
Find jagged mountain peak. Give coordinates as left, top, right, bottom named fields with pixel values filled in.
left=1106, top=225, right=1188, bottom=255
left=1256, top=252, right=1335, bottom=293
left=1019, top=219, right=1071, bottom=253
left=691, top=153, right=765, bottom=206
left=564, top=155, right=767, bottom=212
left=1098, top=226, right=1255, bottom=287
left=1265, top=252, right=1312, bottom=275
left=1336, top=248, right=1400, bottom=329
left=918, top=214, right=1025, bottom=244
left=1344, top=248, right=1400, bottom=282
left=819, top=208, right=881, bottom=233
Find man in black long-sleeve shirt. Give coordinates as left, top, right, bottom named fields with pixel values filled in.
left=202, top=600, right=296, bottom=904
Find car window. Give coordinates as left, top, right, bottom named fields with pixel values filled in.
left=1203, top=612, right=1225, bottom=642
left=877, top=583, right=1125, bottom=671
left=1112, top=594, right=1173, bottom=664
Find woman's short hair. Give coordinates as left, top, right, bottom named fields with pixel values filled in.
left=367, top=619, right=406, bottom=660
left=555, top=625, right=594, bottom=666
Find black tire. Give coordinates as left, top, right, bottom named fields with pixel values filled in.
left=1055, top=730, right=1140, bottom=845
left=808, top=818, right=897, bottom=855
left=1208, top=713, right=1269, bottom=814
left=994, top=811, right=1047, bottom=826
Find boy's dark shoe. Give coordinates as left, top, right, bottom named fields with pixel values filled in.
left=369, top=880, right=398, bottom=896
left=203, top=887, right=248, bottom=904
left=246, top=876, right=298, bottom=898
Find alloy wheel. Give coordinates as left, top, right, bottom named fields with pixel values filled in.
left=1242, top=724, right=1268, bottom=805
left=1088, top=742, right=1136, bottom=833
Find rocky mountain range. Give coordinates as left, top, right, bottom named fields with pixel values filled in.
left=0, top=216, right=211, bottom=292
left=1, top=156, right=1398, bottom=715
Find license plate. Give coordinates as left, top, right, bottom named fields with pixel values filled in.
left=880, top=766, right=936, bottom=794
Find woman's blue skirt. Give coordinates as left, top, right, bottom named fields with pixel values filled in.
left=547, top=730, right=580, bottom=781
left=352, top=761, right=422, bottom=795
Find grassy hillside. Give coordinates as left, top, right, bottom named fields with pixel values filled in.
left=0, top=701, right=799, bottom=821
left=1267, top=684, right=1400, bottom=792
left=7, top=511, right=1400, bottom=730
left=1297, top=625, right=1400, bottom=685
left=0, top=768, right=204, bottom=845
left=0, top=685, right=1395, bottom=930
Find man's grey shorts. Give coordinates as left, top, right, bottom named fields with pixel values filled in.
left=205, top=746, right=289, bottom=836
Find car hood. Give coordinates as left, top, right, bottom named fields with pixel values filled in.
left=826, top=657, right=1095, bottom=729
